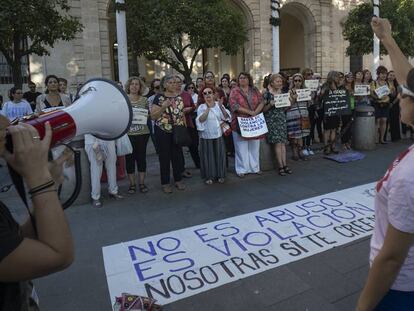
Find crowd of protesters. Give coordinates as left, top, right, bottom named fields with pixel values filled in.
left=1, top=63, right=412, bottom=205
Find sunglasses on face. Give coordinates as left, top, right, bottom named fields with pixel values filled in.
left=188, top=86, right=194, bottom=89
left=203, top=91, right=213, bottom=95
left=294, top=80, right=302, bottom=83
left=205, top=76, right=214, bottom=79
left=398, top=85, right=414, bottom=98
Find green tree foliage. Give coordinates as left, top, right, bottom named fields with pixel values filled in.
left=343, top=0, right=414, bottom=57
left=0, top=0, right=83, bottom=86
left=125, top=0, right=248, bottom=83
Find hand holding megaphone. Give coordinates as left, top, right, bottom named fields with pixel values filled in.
left=6, top=78, right=132, bottom=150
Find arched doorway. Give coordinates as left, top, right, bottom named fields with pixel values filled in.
left=280, top=2, right=316, bottom=74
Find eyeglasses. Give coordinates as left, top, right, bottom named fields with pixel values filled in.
left=154, top=86, right=160, bottom=89
left=205, top=75, right=214, bottom=79
left=306, top=72, right=313, bottom=76
left=203, top=91, right=213, bottom=95
left=398, top=85, right=414, bottom=98
left=188, top=87, right=194, bottom=89
left=294, top=80, right=302, bottom=83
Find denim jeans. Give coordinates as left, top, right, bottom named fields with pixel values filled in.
left=374, top=289, right=414, bottom=311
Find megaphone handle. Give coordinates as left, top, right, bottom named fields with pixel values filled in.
left=62, top=149, right=82, bottom=210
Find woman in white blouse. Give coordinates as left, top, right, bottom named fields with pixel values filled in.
left=196, top=87, right=231, bottom=185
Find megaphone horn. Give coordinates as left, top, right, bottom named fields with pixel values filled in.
left=14, top=78, right=132, bottom=148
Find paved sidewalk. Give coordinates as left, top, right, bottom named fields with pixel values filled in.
left=1, top=140, right=412, bottom=311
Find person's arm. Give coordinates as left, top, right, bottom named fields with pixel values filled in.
left=371, top=17, right=412, bottom=85
left=0, top=122, right=74, bottom=282
left=198, top=106, right=210, bottom=123
left=356, top=224, right=414, bottom=311
left=150, top=97, right=171, bottom=120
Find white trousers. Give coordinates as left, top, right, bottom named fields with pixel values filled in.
left=232, top=132, right=260, bottom=174
left=85, top=140, right=118, bottom=200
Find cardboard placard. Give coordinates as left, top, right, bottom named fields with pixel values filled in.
left=323, top=89, right=351, bottom=116
left=375, top=85, right=390, bottom=99
left=296, top=89, right=312, bottom=102
left=354, top=84, right=370, bottom=96
left=132, top=107, right=149, bottom=125
left=273, top=93, right=291, bottom=108
left=237, top=113, right=268, bottom=138
left=304, top=80, right=319, bottom=91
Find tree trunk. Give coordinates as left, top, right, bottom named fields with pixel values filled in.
left=11, top=59, right=23, bottom=87
left=183, top=70, right=192, bottom=85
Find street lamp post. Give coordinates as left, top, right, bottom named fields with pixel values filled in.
left=372, top=0, right=380, bottom=80
left=270, top=0, right=281, bottom=73
left=115, top=0, right=129, bottom=85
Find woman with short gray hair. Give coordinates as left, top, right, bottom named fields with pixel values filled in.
left=150, top=75, right=187, bottom=193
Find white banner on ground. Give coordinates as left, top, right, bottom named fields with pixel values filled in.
left=273, top=93, right=291, bottom=108
left=103, top=182, right=376, bottom=306
left=296, top=89, right=312, bottom=102
left=375, top=85, right=390, bottom=99
left=304, top=80, right=319, bottom=91
left=237, top=113, right=268, bottom=138
left=354, top=85, right=370, bottom=96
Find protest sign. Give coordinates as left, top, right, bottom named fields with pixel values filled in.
left=323, top=89, right=351, bottom=116
left=354, top=85, right=370, bottom=96
left=375, top=85, right=390, bottom=99
left=237, top=113, right=268, bottom=138
left=103, top=182, right=376, bottom=306
left=296, top=89, right=312, bottom=102
left=304, top=80, right=319, bottom=91
left=273, top=93, right=291, bottom=108
left=132, top=107, right=149, bottom=125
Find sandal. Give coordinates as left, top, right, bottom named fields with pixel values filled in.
left=128, top=185, right=136, bottom=194
left=217, top=178, right=225, bottom=184
left=278, top=167, right=286, bottom=176
left=175, top=182, right=186, bottom=191
left=162, top=185, right=173, bottom=194
left=182, top=171, right=192, bottom=178
left=139, top=184, right=149, bottom=193
left=205, top=179, right=213, bottom=185
left=283, top=166, right=293, bottom=174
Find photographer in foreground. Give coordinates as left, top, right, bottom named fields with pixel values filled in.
left=356, top=17, right=414, bottom=311
left=0, top=115, right=74, bottom=310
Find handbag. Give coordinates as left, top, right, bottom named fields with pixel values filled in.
left=115, top=134, right=133, bottom=156
left=168, top=109, right=192, bottom=146
left=113, top=293, right=162, bottom=311
left=220, top=121, right=232, bottom=136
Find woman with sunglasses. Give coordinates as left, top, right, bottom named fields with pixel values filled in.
left=286, top=73, right=311, bottom=160
left=196, top=87, right=231, bottom=184
left=320, top=71, right=341, bottom=155
left=263, top=74, right=292, bottom=176
left=357, top=17, right=414, bottom=311
left=185, top=82, right=198, bottom=105
left=197, top=71, right=216, bottom=105
left=151, top=74, right=186, bottom=194
left=228, top=72, right=264, bottom=177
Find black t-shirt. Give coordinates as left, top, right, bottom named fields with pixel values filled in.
left=23, top=91, right=41, bottom=111
left=0, top=201, right=24, bottom=311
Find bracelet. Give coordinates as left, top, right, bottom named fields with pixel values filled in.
left=28, top=180, right=55, bottom=195
left=30, top=188, right=57, bottom=199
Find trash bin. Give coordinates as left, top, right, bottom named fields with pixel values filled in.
left=259, top=139, right=275, bottom=171
left=352, top=105, right=376, bottom=150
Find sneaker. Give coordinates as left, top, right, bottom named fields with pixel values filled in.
left=92, top=199, right=102, bottom=208
left=302, top=148, right=309, bottom=156
left=307, top=148, right=315, bottom=155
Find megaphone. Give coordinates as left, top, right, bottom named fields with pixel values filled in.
left=13, top=78, right=132, bottom=147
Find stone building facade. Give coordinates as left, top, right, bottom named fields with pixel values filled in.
left=0, top=0, right=395, bottom=96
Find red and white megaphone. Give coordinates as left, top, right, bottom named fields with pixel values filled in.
left=16, top=78, right=132, bottom=147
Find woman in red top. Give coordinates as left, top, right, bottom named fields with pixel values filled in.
left=228, top=72, right=264, bottom=177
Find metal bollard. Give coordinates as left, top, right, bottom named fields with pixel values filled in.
left=352, top=105, right=376, bottom=150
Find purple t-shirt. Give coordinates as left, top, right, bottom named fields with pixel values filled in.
left=370, top=144, right=414, bottom=291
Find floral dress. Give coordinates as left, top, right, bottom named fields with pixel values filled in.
left=263, top=90, right=288, bottom=144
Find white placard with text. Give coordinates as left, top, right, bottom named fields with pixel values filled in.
left=304, top=80, right=319, bottom=91
left=375, top=85, right=390, bottom=99
left=273, top=93, right=291, bottom=108
left=354, top=85, right=370, bottom=96
left=237, top=113, right=268, bottom=138
left=296, top=89, right=312, bottom=102
left=132, top=107, right=149, bottom=125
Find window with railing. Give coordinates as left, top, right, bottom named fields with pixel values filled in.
left=0, top=39, right=30, bottom=85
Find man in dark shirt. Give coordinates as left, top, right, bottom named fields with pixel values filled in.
left=23, top=82, right=41, bottom=111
